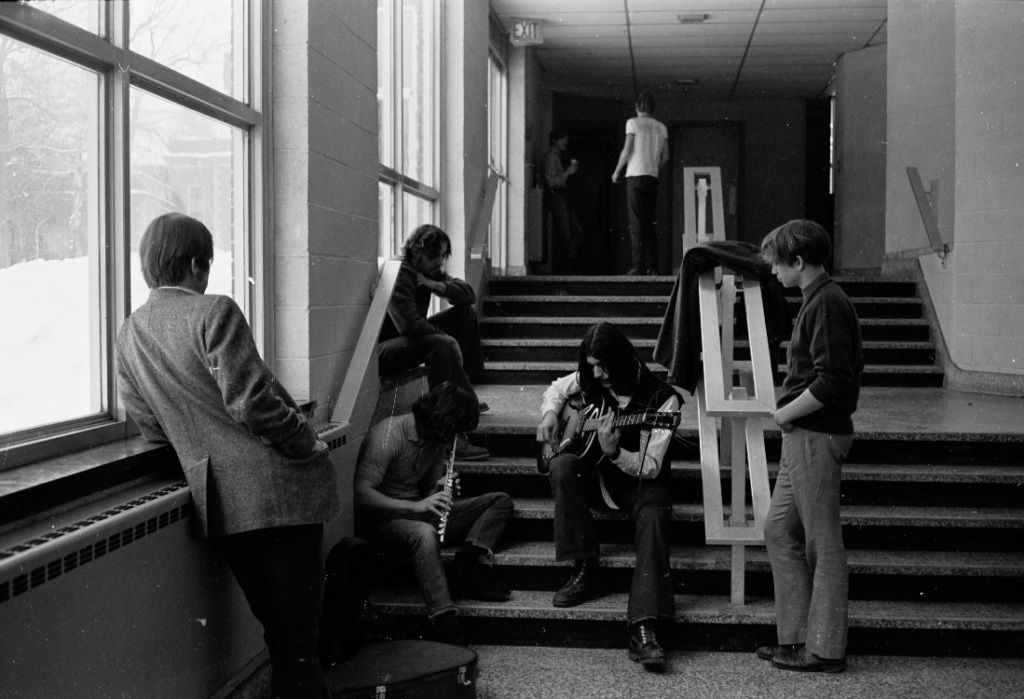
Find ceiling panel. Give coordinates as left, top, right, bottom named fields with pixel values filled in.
left=493, top=0, right=887, bottom=101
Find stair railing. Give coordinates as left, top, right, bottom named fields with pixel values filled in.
left=685, top=168, right=773, bottom=605
left=329, top=259, right=403, bottom=426
left=889, top=167, right=952, bottom=264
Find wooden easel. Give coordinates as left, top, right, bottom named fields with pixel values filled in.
left=685, top=168, right=774, bottom=605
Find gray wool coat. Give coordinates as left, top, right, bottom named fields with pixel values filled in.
left=116, top=287, right=341, bottom=538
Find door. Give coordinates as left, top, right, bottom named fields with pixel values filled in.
left=670, top=123, right=743, bottom=269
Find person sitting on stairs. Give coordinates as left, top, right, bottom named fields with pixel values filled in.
left=355, top=382, right=513, bottom=646
left=535, top=322, right=682, bottom=670
left=378, top=223, right=490, bottom=460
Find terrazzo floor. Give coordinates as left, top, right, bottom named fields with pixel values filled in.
left=473, top=645, right=1024, bottom=699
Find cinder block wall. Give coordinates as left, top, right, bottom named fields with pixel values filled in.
left=834, top=44, right=887, bottom=272
left=272, top=0, right=380, bottom=538
left=950, top=0, right=1024, bottom=376
left=885, top=0, right=956, bottom=335
left=442, top=0, right=491, bottom=279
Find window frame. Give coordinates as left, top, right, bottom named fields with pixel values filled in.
left=377, top=0, right=441, bottom=260
left=0, top=0, right=268, bottom=471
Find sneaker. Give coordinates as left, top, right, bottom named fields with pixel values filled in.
left=450, top=556, right=511, bottom=601
left=429, top=612, right=466, bottom=646
left=756, top=643, right=803, bottom=661
left=456, top=434, right=489, bottom=461
left=552, top=558, right=606, bottom=607
left=625, top=266, right=646, bottom=276
left=628, top=622, right=666, bottom=670
left=478, top=402, right=490, bottom=414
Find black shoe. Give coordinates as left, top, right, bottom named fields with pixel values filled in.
left=478, top=402, right=490, bottom=414
left=449, top=556, right=511, bottom=601
left=455, top=434, right=489, bottom=461
left=771, top=646, right=846, bottom=673
left=430, top=612, right=466, bottom=646
left=625, top=266, right=646, bottom=276
left=628, top=622, right=666, bottom=670
left=552, top=558, right=606, bottom=607
left=756, top=643, right=804, bottom=661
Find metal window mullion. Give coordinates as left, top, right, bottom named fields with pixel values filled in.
left=108, top=0, right=132, bottom=425
left=393, top=0, right=405, bottom=254
left=0, top=3, right=121, bottom=71
left=128, top=55, right=259, bottom=130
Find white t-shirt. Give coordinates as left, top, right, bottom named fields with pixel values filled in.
left=625, top=115, right=668, bottom=178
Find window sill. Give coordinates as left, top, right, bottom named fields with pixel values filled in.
left=0, top=437, right=180, bottom=534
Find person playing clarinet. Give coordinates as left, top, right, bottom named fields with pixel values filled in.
left=354, top=382, right=513, bottom=646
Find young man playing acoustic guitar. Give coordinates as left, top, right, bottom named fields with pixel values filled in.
left=535, top=322, right=682, bottom=669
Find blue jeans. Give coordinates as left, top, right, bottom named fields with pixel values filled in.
left=549, top=454, right=675, bottom=626
left=360, top=492, right=513, bottom=618
left=216, top=524, right=330, bottom=699
left=764, top=427, right=854, bottom=659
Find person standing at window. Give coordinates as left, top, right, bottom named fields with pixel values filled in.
left=612, top=93, right=669, bottom=276
left=116, top=214, right=341, bottom=699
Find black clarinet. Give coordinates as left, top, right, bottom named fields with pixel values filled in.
left=437, top=435, right=458, bottom=542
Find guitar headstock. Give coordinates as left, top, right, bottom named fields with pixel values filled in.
left=643, top=411, right=681, bottom=430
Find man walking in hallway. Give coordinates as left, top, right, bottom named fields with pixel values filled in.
left=612, top=92, right=668, bottom=276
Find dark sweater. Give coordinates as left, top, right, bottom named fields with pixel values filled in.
left=379, top=258, right=476, bottom=342
left=779, top=273, right=863, bottom=435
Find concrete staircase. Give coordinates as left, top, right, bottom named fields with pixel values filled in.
left=371, top=274, right=1024, bottom=658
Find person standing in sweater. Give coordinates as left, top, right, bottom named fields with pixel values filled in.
left=756, top=219, right=863, bottom=673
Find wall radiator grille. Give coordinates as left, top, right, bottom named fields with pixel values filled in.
left=0, top=480, right=191, bottom=605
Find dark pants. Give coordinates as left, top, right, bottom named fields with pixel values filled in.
left=546, top=189, right=584, bottom=273
left=626, top=175, right=660, bottom=273
left=359, top=493, right=513, bottom=618
left=378, top=305, right=485, bottom=389
left=216, top=523, right=330, bottom=699
left=549, top=454, right=674, bottom=626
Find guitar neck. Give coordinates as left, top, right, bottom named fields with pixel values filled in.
left=580, top=412, right=665, bottom=433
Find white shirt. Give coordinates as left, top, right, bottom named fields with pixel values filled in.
left=625, top=115, right=668, bottom=179
left=541, top=371, right=680, bottom=483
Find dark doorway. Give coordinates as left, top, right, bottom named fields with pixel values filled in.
left=555, top=123, right=620, bottom=275
left=669, top=122, right=744, bottom=269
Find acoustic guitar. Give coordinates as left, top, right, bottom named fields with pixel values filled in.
left=537, top=395, right=681, bottom=474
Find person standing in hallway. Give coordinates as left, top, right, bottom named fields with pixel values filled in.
left=543, top=128, right=585, bottom=274
left=612, top=92, right=669, bottom=276
left=116, top=213, right=341, bottom=699
left=756, top=219, right=863, bottom=674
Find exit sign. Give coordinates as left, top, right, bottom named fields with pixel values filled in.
left=510, top=18, right=544, bottom=46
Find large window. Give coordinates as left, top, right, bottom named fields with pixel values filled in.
left=0, top=1, right=265, bottom=468
left=377, top=0, right=439, bottom=258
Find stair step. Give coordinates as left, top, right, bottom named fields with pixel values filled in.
left=509, top=498, right=1024, bottom=528
left=372, top=589, right=1024, bottom=632
left=481, top=362, right=945, bottom=388
left=457, top=457, right=1024, bottom=485
left=442, top=541, right=1024, bottom=577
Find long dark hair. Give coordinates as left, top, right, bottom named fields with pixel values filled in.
left=411, top=381, right=479, bottom=444
left=577, top=322, right=645, bottom=398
